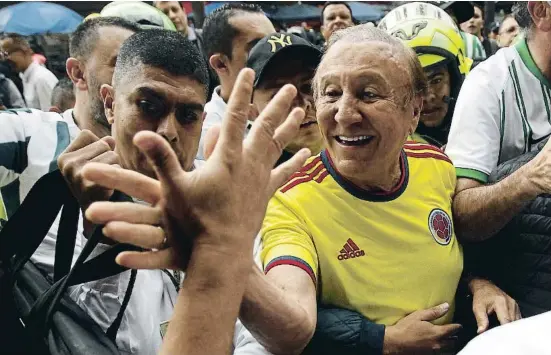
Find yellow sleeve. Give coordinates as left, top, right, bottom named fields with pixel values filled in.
left=0, top=191, right=6, bottom=222
left=260, top=192, right=318, bottom=285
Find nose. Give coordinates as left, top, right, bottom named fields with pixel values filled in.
left=157, top=114, right=178, bottom=144
left=334, top=93, right=362, bottom=125
left=424, top=86, right=436, bottom=105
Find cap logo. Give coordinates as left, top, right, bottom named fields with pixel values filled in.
left=391, top=21, right=428, bottom=41
left=267, top=34, right=293, bottom=53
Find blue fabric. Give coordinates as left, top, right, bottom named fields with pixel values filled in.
left=347, top=2, right=384, bottom=23
left=270, top=4, right=321, bottom=22
left=0, top=2, right=83, bottom=35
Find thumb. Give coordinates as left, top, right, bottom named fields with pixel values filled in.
left=415, top=303, right=450, bottom=322
left=133, top=131, right=182, bottom=183
left=473, top=301, right=490, bottom=334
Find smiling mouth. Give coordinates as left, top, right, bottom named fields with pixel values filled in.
left=335, top=135, right=374, bottom=146
left=300, top=121, right=317, bottom=128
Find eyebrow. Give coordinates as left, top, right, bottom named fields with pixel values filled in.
left=426, top=72, right=444, bottom=80
left=134, top=86, right=204, bottom=111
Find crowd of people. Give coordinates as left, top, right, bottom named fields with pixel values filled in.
left=0, top=1, right=550, bottom=354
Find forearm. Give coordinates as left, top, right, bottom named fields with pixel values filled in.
left=453, top=165, right=539, bottom=241
left=239, top=266, right=315, bottom=355
left=161, top=244, right=252, bottom=355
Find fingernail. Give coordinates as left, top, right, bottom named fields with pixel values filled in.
left=477, top=327, right=484, bottom=334
left=441, top=303, right=450, bottom=311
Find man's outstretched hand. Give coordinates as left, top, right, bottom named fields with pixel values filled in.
left=83, top=68, right=311, bottom=270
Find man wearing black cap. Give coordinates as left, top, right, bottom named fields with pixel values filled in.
left=203, top=32, right=323, bottom=165
left=439, top=1, right=487, bottom=65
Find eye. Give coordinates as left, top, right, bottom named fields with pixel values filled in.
left=138, top=99, right=161, bottom=117
left=431, top=78, right=442, bottom=85
left=176, top=108, right=200, bottom=125
left=362, top=90, right=379, bottom=100
left=324, top=86, right=341, bottom=98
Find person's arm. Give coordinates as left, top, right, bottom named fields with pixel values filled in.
left=161, top=243, right=252, bottom=355
left=37, top=74, right=58, bottom=111
left=445, top=63, right=531, bottom=241
left=5, top=78, right=25, bottom=108
left=453, top=169, right=540, bottom=241
left=238, top=194, right=318, bottom=355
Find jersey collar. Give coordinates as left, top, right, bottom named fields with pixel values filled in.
left=320, top=149, right=409, bottom=202
left=515, top=37, right=551, bottom=89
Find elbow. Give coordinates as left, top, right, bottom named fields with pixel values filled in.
left=264, top=318, right=315, bottom=355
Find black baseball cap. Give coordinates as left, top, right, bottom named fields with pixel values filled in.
left=247, top=32, right=322, bottom=87
left=439, top=1, right=474, bottom=24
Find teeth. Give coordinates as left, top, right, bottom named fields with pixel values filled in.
left=338, top=135, right=371, bottom=142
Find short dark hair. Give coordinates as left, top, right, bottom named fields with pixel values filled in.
left=320, top=2, right=354, bottom=25
left=1, top=33, right=31, bottom=51
left=473, top=3, right=484, bottom=19
left=513, top=1, right=533, bottom=30
left=69, top=17, right=141, bottom=59
left=51, top=77, right=75, bottom=110
left=113, top=29, right=209, bottom=94
left=202, top=3, right=264, bottom=59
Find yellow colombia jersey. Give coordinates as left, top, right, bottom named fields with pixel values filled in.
left=261, top=141, right=464, bottom=326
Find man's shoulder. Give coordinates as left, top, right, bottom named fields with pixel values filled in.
left=277, top=155, right=329, bottom=197
left=463, top=47, right=514, bottom=93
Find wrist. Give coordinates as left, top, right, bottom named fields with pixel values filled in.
left=382, top=325, right=399, bottom=355
left=519, top=163, right=546, bottom=197
left=468, top=277, right=491, bottom=294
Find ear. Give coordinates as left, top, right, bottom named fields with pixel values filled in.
left=100, top=84, right=115, bottom=125
left=66, top=58, right=87, bottom=91
left=209, top=53, right=229, bottom=75
left=410, top=95, right=422, bottom=135
left=528, top=1, right=551, bottom=32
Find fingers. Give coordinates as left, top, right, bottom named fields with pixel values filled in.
left=82, top=162, right=161, bottom=204
left=434, top=323, right=462, bottom=338
left=267, top=107, right=305, bottom=161
left=414, top=303, right=450, bottom=322
left=133, top=131, right=183, bottom=185
left=493, top=297, right=513, bottom=325
left=268, top=148, right=311, bottom=194
left=86, top=201, right=162, bottom=225
left=246, top=84, right=298, bottom=153
left=217, top=69, right=255, bottom=155
left=103, top=221, right=165, bottom=249
left=58, top=138, right=115, bottom=172
left=472, top=300, right=490, bottom=334
left=116, top=248, right=176, bottom=270
left=90, top=150, right=119, bottom=165
left=63, top=130, right=101, bottom=152
left=514, top=302, right=522, bottom=321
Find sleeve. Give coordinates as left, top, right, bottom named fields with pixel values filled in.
left=233, top=319, right=272, bottom=355
left=0, top=111, right=32, bottom=183
left=6, top=79, right=25, bottom=108
left=445, top=65, right=501, bottom=183
left=260, top=193, right=318, bottom=285
left=302, top=306, right=385, bottom=355
left=36, top=73, right=58, bottom=111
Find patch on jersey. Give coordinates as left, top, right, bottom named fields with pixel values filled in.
left=337, top=238, right=366, bottom=260
left=428, top=209, right=452, bottom=245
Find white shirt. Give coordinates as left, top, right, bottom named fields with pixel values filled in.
left=458, top=311, right=551, bottom=355
left=446, top=37, right=551, bottom=183
left=198, top=85, right=227, bottom=160
left=20, top=61, right=58, bottom=111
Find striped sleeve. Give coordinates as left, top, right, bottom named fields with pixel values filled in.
left=0, top=110, right=35, bottom=178
left=260, top=193, right=318, bottom=285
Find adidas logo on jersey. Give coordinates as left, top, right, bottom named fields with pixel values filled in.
left=337, top=238, right=365, bottom=260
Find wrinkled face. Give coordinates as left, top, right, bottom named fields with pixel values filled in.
left=461, top=6, right=483, bottom=36
left=224, top=13, right=275, bottom=91
left=109, top=66, right=206, bottom=178
left=84, top=26, right=135, bottom=127
left=421, top=65, right=451, bottom=127
left=254, top=59, right=322, bottom=154
left=321, top=4, right=354, bottom=40
left=315, top=41, right=421, bottom=179
left=498, top=17, right=520, bottom=47
left=156, top=1, right=188, bottom=34
left=0, top=38, right=29, bottom=73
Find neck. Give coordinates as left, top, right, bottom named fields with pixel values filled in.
left=343, top=153, right=403, bottom=192
left=220, top=83, right=232, bottom=103
left=21, top=58, right=33, bottom=72
left=72, top=94, right=111, bottom=138
left=527, top=33, right=551, bottom=82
